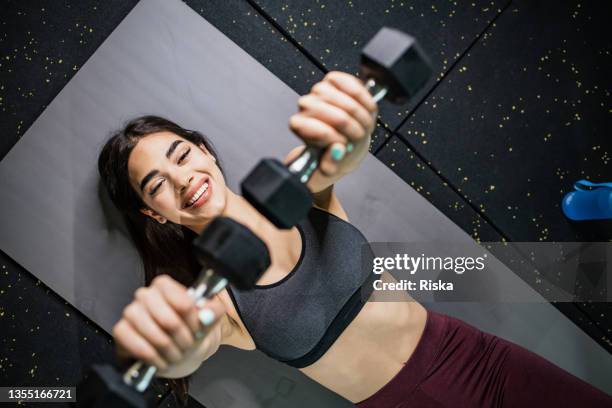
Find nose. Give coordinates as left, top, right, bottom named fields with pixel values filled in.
left=176, top=174, right=194, bottom=194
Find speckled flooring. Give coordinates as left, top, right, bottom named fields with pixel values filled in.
left=0, top=1, right=610, bottom=406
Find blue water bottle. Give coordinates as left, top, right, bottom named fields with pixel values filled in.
left=562, top=180, right=612, bottom=221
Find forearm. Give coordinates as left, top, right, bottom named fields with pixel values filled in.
left=155, top=339, right=217, bottom=379
left=156, top=319, right=225, bottom=379
left=155, top=357, right=201, bottom=379
left=311, top=184, right=334, bottom=208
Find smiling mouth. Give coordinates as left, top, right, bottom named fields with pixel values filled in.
left=183, top=177, right=211, bottom=209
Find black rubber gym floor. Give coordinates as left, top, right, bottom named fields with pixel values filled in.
left=0, top=1, right=609, bottom=407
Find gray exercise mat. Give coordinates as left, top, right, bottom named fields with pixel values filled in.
left=0, top=0, right=609, bottom=406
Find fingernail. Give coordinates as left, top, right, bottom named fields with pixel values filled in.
left=196, top=298, right=207, bottom=308
left=331, top=144, right=346, bottom=161
left=346, top=143, right=354, bottom=153
left=199, top=308, right=215, bottom=326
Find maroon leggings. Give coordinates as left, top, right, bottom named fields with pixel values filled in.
left=356, top=309, right=611, bottom=408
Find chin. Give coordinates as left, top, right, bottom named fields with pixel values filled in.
left=191, top=201, right=225, bottom=222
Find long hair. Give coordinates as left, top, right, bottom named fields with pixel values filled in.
left=98, top=115, right=224, bottom=405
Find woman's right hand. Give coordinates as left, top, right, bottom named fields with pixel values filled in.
left=112, top=274, right=227, bottom=375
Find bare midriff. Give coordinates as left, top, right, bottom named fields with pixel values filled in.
left=218, top=269, right=427, bottom=404
left=298, top=272, right=427, bottom=403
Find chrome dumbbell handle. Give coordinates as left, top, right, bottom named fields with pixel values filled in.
left=122, top=269, right=228, bottom=392
left=287, top=78, right=388, bottom=184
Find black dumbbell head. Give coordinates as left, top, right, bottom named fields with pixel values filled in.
left=360, top=27, right=432, bottom=103
left=192, top=216, right=271, bottom=290
left=241, top=158, right=313, bottom=229
left=76, top=364, right=152, bottom=408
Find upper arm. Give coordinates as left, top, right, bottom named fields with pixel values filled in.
left=312, top=186, right=348, bottom=222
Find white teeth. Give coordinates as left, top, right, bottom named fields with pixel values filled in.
left=187, top=182, right=209, bottom=206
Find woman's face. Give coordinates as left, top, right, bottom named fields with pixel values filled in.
left=127, top=131, right=226, bottom=230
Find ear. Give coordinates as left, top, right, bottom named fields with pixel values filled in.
left=139, top=207, right=167, bottom=224
left=198, top=143, right=216, bottom=162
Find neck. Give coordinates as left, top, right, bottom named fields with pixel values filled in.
left=190, top=188, right=301, bottom=282
left=189, top=188, right=277, bottom=240
left=222, top=189, right=277, bottom=238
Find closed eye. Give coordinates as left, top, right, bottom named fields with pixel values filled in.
left=150, top=179, right=164, bottom=196
left=178, top=148, right=191, bottom=164
left=148, top=147, right=191, bottom=196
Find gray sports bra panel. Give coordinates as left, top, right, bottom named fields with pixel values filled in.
left=226, top=207, right=375, bottom=367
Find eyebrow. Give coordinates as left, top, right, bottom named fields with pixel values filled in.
left=139, top=139, right=184, bottom=192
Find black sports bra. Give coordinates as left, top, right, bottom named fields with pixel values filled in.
left=226, top=207, right=376, bottom=368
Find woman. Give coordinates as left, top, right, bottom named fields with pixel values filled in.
left=99, top=72, right=611, bottom=407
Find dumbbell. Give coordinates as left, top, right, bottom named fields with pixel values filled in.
left=241, top=27, right=433, bottom=229
left=76, top=217, right=271, bottom=407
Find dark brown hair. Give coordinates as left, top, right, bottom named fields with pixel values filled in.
left=98, top=115, right=224, bottom=405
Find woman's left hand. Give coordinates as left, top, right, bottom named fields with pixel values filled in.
left=289, top=71, right=378, bottom=177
